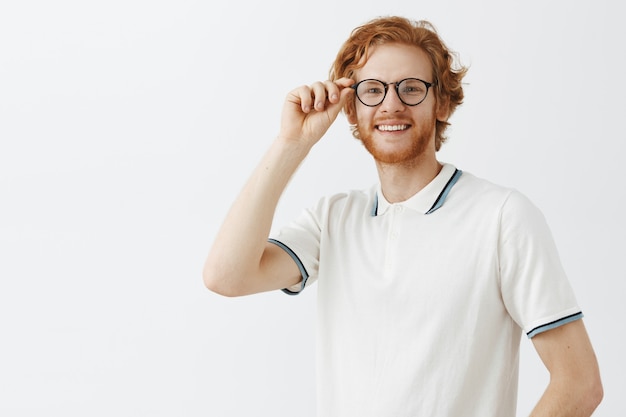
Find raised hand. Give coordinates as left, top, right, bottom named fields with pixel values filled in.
left=279, top=77, right=354, bottom=148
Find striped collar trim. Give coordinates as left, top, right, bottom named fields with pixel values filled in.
left=371, top=164, right=462, bottom=216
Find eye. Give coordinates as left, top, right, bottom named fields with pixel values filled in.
left=400, top=81, right=426, bottom=96
left=358, top=81, right=385, bottom=97
left=403, top=86, right=423, bottom=94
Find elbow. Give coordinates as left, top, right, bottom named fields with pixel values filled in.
left=583, top=362, right=604, bottom=412
left=202, top=262, right=247, bottom=297
left=586, top=375, right=604, bottom=412
left=202, top=270, right=224, bottom=295
left=570, top=371, right=604, bottom=414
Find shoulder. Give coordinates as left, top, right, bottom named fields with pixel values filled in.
left=447, top=169, right=551, bottom=235
left=458, top=173, right=554, bottom=244
left=309, top=185, right=377, bottom=218
left=456, top=170, right=514, bottom=198
left=449, top=169, right=517, bottom=215
left=456, top=169, right=539, bottom=212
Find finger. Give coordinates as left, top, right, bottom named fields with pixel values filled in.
left=323, top=80, right=341, bottom=104
left=330, top=78, right=356, bottom=107
left=288, top=85, right=314, bottom=113
left=323, top=88, right=355, bottom=121
left=310, top=81, right=328, bottom=111
left=331, top=79, right=354, bottom=108
left=334, top=77, right=356, bottom=89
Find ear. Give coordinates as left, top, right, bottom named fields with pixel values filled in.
left=436, top=96, right=450, bottom=122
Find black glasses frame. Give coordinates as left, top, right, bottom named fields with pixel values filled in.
left=351, top=78, right=435, bottom=107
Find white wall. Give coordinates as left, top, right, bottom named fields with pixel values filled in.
left=1, top=0, right=623, bottom=415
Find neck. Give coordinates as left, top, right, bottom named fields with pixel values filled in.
left=376, top=154, right=442, bottom=203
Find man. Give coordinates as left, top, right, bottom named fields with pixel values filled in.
left=203, top=16, right=603, bottom=416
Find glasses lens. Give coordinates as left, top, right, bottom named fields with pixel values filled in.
left=398, top=79, right=428, bottom=105
left=356, top=80, right=386, bottom=106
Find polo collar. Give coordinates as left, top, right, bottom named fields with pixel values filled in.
left=371, top=163, right=462, bottom=216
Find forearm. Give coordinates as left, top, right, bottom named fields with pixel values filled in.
left=203, top=77, right=354, bottom=296
left=203, top=137, right=310, bottom=294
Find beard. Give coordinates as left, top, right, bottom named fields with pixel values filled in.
left=356, top=113, right=437, bottom=165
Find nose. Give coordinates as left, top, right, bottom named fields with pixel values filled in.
left=380, top=83, right=405, bottom=112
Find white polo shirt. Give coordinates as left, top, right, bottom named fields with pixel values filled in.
left=269, top=163, right=581, bottom=417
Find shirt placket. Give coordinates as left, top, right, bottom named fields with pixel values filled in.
left=383, top=204, right=404, bottom=279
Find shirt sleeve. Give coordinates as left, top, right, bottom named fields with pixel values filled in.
left=498, top=190, right=582, bottom=338
left=269, top=198, right=325, bottom=295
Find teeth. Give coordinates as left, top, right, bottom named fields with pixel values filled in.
left=378, top=124, right=408, bottom=131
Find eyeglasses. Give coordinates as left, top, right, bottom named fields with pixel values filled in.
left=351, top=78, right=435, bottom=107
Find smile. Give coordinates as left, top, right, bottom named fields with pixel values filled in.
left=376, top=124, right=409, bottom=132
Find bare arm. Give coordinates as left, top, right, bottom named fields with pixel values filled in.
left=529, top=319, right=603, bottom=416
left=203, top=78, right=355, bottom=296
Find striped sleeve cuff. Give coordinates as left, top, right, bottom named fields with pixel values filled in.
left=268, top=238, right=310, bottom=296
left=526, top=312, right=584, bottom=338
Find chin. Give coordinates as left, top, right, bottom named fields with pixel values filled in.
left=358, top=124, right=436, bottom=165
left=361, top=137, right=431, bottom=165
